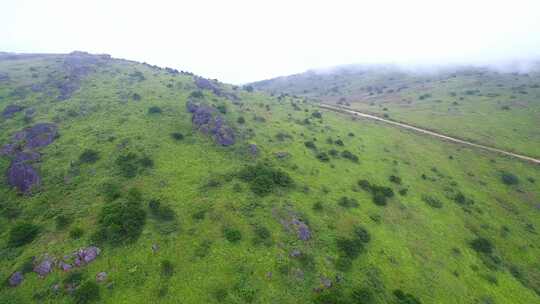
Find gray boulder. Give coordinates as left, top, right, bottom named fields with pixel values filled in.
left=7, top=162, right=41, bottom=193
left=2, top=105, right=24, bottom=118
left=8, top=271, right=23, bottom=287
left=34, top=257, right=54, bottom=277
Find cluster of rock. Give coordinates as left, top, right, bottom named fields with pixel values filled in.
left=187, top=99, right=235, bottom=146
left=2, top=104, right=24, bottom=118
left=56, top=51, right=110, bottom=100
left=1, top=123, right=58, bottom=193
left=274, top=208, right=312, bottom=241
left=194, top=77, right=239, bottom=101
left=8, top=246, right=101, bottom=287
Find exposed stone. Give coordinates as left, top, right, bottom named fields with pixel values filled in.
left=321, top=277, right=332, bottom=288
left=212, top=116, right=235, bottom=146
left=187, top=101, right=235, bottom=146
left=73, top=246, right=101, bottom=266
left=2, top=104, right=24, bottom=118
left=7, top=162, right=41, bottom=193
left=292, top=218, right=311, bottom=241
left=249, top=144, right=258, bottom=156
left=34, top=256, right=55, bottom=277
left=8, top=271, right=23, bottom=287
left=13, top=123, right=58, bottom=149
left=290, top=249, right=302, bottom=257
left=96, top=272, right=108, bottom=283
left=58, top=261, right=73, bottom=272
left=152, top=244, right=159, bottom=253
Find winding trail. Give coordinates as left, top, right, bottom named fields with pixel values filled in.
left=318, top=103, right=540, bottom=165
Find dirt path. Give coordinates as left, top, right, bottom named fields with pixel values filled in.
left=319, top=103, right=540, bottom=165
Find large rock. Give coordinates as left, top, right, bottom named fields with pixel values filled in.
left=34, top=257, right=54, bottom=277
left=2, top=105, right=24, bottom=118
left=292, top=218, right=311, bottom=241
left=13, top=123, right=58, bottom=149
left=7, top=162, right=41, bottom=193
left=8, top=271, right=23, bottom=287
left=74, top=246, right=101, bottom=266
left=187, top=101, right=235, bottom=146
left=211, top=116, right=235, bottom=146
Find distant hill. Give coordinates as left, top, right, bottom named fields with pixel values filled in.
left=1, top=53, right=539, bottom=303
left=251, top=63, right=540, bottom=157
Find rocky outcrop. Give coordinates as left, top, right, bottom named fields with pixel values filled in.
left=8, top=271, right=24, bottom=287
left=34, top=256, right=55, bottom=278
left=2, top=104, right=24, bottom=118
left=194, top=77, right=239, bottom=101
left=2, top=123, right=58, bottom=193
left=187, top=100, right=236, bottom=146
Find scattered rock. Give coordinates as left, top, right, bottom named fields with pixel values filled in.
left=194, top=76, right=239, bottom=101
left=2, top=104, right=24, bottom=118
left=13, top=123, right=58, bottom=149
left=249, top=144, right=258, bottom=156
left=152, top=244, right=159, bottom=253
left=74, top=246, right=101, bottom=266
left=96, top=272, right=108, bottom=283
left=34, top=256, right=55, bottom=278
left=8, top=271, right=23, bottom=287
left=7, top=162, right=41, bottom=193
left=187, top=100, right=236, bottom=146
left=290, top=249, right=302, bottom=257
left=321, top=277, right=332, bottom=288
left=58, top=261, right=73, bottom=272
left=275, top=151, right=290, bottom=159
left=0, top=72, right=9, bottom=82
left=291, top=218, right=311, bottom=241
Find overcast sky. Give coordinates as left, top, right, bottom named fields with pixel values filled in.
left=2, top=0, right=540, bottom=83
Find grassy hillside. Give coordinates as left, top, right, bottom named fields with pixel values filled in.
left=0, top=53, right=539, bottom=304
left=251, top=65, right=540, bottom=158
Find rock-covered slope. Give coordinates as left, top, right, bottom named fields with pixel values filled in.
left=0, top=53, right=539, bottom=303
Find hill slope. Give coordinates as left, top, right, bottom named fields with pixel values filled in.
left=0, top=53, right=539, bottom=303
left=251, top=64, right=540, bottom=158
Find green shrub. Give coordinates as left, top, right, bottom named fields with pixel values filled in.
left=341, top=150, right=359, bottom=162
left=358, top=179, right=371, bottom=190
left=389, top=175, right=402, bottom=184
left=148, top=200, right=176, bottom=221
left=73, top=281, right=100, bottom=304
left=55, top=214, right=72, bottom=230
left=63, top=271, right=84, bottom=286
left=170, top=132, right=184, bottom=140
left=79, top=149, right=100, bottom=164
left=190, top=91, right=204, bottom=98
left=69, top=227, right=85, bottom=239
left=351, top=287, right=373, bottom=303
left=470, top=237, right=493, bottom=255
left=329, top=149, right=339, bottom=157
left=338, top=196, right=359, bottom=208
left=353, top=226, right=371, bottom=243
left=237, top=116, right=245, bottom=124
left=313, top=201, right=324, bottom=211
left=393, top=289, right=422, bottom=304
left=316, top=152, right=330, bottom=162
left=116, top=153, right=153, bottom=178
left=223, top=227, right=242, bottom=243
left=337, top=237, right=364, bottom=259
left=422, top=195, right=443, bottom=208
left=304, top=141, right=317, bottom=150
left=8, top=223, right=39, bottom=247
left=501, top=172, right=519, bottom=185
left=160, top=260, right=174, bottom=277
left=372, top=191, right=387, bottom=206
left=238, top=163, right=293, bottom=196
left=93, top=191, right=146, bottom=245
left=101, top=182, right=121, bottom=202
left=399, top=188, right=408, bottom=196
left=148, top=106, right=162, bottom=114
left=253, top=226, right=271, bottom=246
left=311, top=111, right=322, bottom=119
left=216, top=104, right=227, bottom=114
left=334, top=139, right=344, bottom=146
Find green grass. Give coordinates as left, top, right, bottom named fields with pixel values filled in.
left=0, top=55, right=539, bottom=303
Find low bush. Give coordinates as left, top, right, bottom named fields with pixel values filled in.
left=338, top=196, right=359, bottom=208
left=237, top=163, right=293, bottom=196
left=8, top=222, right=40, bottom=247
left=399, top=188, right=408, bottom=196
left=341, top=150, right=359, bottom=162
left=69, top=227, right=85, bottom=239
left=311, top=111, right=322, bottom=119
left=64, top=271, right=84, bottom=286
left=334, top=139, right=344, bottom=146
left=351, top=287, right=373, bottom=303
left=304, top=141, right=317, bottom=150
left=148, top=106, right=162, bottom=114
left=148, top=200, right=176, bottom=221
left=79, top=149, right=100, bottom=164
left=313, top=201, right=324, bottom=211
left=470, top=237, right=493, bottom=255
left=190, top=91, right=204, bottom=98
left=73, top=281, right=100, bottom=304
left=160, top=260, right=174, bottom=277
left=316, top=152, right=330, bottom=162
left=116, top=153, right=153, bottom=178
left=501, top=172, right=519, bottom=185
left=55, top=214, right=72, bottom=230
left=216, top=104, right=227, bottom=114
left=389, top=175, right=402, bottom=184
left=223, top=227, right=242, bottom=243
left=422, top=195, right=443, bottom=208
left=237, top=116, right=245, bottom=124
left=253, top=225, right=271, bottom=246
left=101, top=182, right=121, bottom=202
left=92, top=190, right=146, bottom=245
left=394, top=289, right=422, bottom=304
left=170, top=132, right=184, bottom=140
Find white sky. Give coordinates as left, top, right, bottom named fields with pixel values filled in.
left=2, top=0, right=540, bottom=83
